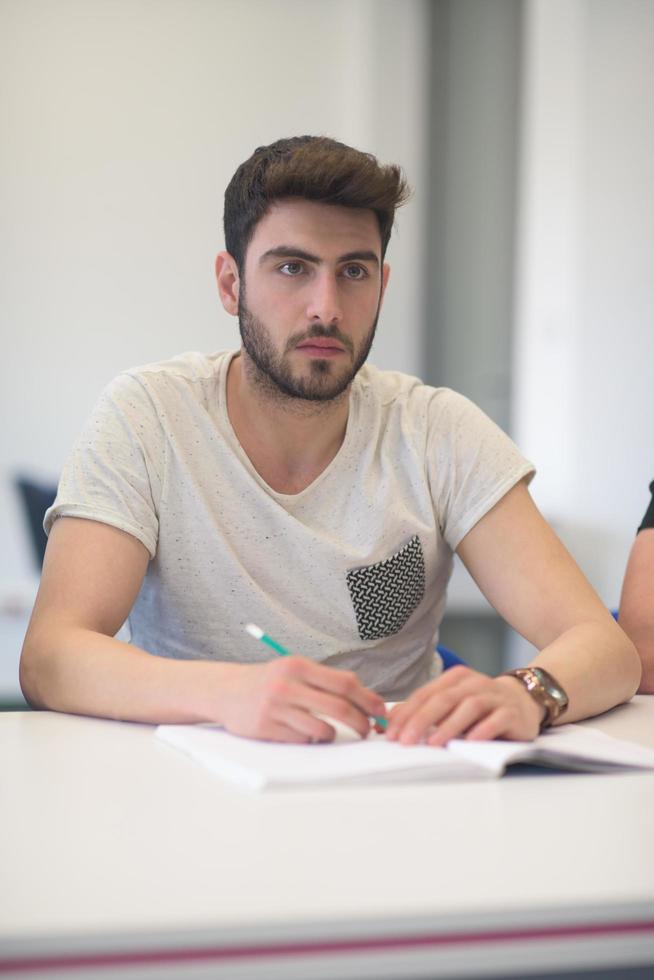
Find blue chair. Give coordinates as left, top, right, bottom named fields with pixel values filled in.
left=436, top=644, right=467, bottom=670
left=436, top=611, right=620, bottom=673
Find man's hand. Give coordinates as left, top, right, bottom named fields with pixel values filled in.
left=385, top=665, right=544, bottom=746
left=217, top=656, right=387, bottom=744
left=21, top=518, right=386, bottom=734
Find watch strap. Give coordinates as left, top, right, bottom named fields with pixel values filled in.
left=501, top=666, right=569, bottom=731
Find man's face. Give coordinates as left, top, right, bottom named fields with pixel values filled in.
left=235, top=199, right=389, bottom=401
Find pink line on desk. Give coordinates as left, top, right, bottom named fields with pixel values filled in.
left=2, top=919, right=654, bottom=974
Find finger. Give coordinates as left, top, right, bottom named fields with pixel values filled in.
left=394, top=682, right=490, bottom=743
left=425, top=695, right=496, bottom=747
left=295, top=659, right=386, bottom=720
left=262, top=660, right=379, bottom=738
left=272, top=705, right=337, bottom=743
left=397, top=679, right=499, bottom=745
left=385, top=688, right=436, bottom=739
left=464, top=706, right=514, bottom=742
left=395, top=691, right=463, bottom=744
left=466, top=701, right=542, bottom=742
left=250, top=719, right=315, bottom=744
left=286, top=682, right=375, bottom=739
left=386, top=667, right=480, bottom=739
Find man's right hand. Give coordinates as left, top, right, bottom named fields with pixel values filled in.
left=216, top=656, right=386, bottom=743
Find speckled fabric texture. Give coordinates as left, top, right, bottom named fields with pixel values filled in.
left=45, top=350, right=534, bottom=700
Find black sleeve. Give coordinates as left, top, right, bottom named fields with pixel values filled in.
left=637, top=481, right=654, bottom=533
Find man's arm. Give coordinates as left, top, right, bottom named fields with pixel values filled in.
left=386, top=481, right=641, bottom=745
left=20, top=517, right=385, bottom=740
left=619, top=528, right=654, bottom=693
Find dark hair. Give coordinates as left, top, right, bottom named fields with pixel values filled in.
left=223, top=135, right=411, bottom=269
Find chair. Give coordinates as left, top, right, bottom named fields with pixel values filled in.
left=437, top=644, right=467, bottom=670
left=15, top=476, right=58, bottom=569
left=437, top=611, right=619, bottom=673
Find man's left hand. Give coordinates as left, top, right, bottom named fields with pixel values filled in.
left=385, top=666, right=545, bottom=746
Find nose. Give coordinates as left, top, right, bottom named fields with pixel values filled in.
left=305, top=271, right=342, bottom=325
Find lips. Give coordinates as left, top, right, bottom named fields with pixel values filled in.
left=296, top=339, right=345, bottom=353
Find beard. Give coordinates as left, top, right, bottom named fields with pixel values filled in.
left=237, top=290, right=380, bottom=403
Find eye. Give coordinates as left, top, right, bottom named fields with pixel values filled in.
left=342, top=264, right=368, bottom=280
left=279, top=261, right=304, bottom=276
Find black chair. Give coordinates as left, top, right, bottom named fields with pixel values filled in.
left=15, top=477, right=58, bottom=570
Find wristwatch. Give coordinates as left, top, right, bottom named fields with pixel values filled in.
left=501, top=667, right=569, bottom=731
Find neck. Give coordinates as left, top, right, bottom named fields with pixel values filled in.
left=226, top=350, right=351, bottom=494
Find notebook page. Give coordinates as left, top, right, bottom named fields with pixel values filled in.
left=155, top=723, right=491, bottom=790
left=447, top=724, right=654, bottom=775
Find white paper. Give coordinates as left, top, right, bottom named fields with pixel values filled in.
left=156, top=718, right=654, bottom=791
left=156, top=723, right=490, bottom=790
left=448, top=724, right=654, bottom=775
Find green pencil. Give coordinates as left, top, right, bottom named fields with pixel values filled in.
left=245, top=622, right=291, bottom=656
left=244, top=623, right=388, bottom=730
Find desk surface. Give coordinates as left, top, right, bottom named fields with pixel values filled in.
left=2, top=699, right=654, bottom=979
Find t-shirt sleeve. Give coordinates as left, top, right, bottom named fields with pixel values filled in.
left=44, top=373, right=166, bottom=558
left=637, top=481, right=654, bottom=533
left=426, top=389, right=535, bottom=552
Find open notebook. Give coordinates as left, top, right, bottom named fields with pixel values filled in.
left=155, top=719, right=654, bottom=791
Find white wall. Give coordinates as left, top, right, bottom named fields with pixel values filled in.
left=0, top=0, right=429, bottom=586
left=514, top=0, right=654, bottom=610
left=5, top=0, right=649, bottom=623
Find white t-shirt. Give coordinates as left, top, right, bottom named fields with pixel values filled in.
left=45, top=350, right=535, bottom=700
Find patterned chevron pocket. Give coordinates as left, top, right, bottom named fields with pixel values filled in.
left=346, top=535, right=426, bottom=641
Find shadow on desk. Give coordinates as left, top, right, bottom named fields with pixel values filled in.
left=486, top=967, right=654, bottom=980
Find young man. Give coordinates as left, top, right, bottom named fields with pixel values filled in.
left=619, top=482, right=654, bottom=693
left=20, top=136, right=640, bottom=745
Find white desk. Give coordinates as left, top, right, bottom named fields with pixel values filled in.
left=2, top=699, right=654, bottom=980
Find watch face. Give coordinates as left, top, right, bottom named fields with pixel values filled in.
left=533, top=668, right=569, bottom=710
left=550, top=688, right=568, bottom=707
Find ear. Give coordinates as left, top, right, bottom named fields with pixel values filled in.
left=215, top=251, right=240, bottom=316
left=379, top=262, right=391, bottom=305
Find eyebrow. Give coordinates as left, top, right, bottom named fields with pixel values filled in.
left=259, top=246, right=380, bottom=267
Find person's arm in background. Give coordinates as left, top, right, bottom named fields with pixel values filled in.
left=19, top=517, right=385, bottom=741
left=387, top=481, right=641, bottom=745
left=619, top=482, right=654, bottom=694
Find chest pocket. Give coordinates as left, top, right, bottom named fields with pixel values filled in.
left=346, top=534, right=426, bottom=641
